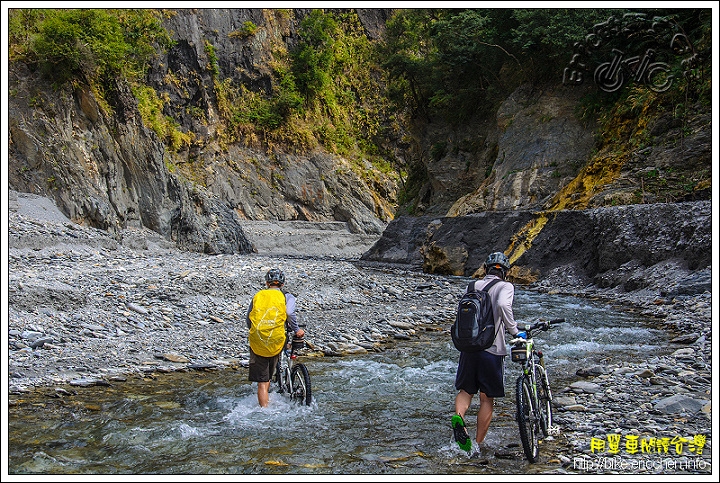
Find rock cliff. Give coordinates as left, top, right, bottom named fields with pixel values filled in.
left=404, top=80, right=711, bottom=218
left=8, top=62, right=254, bottom=255
left=361, top=200, right=712, bottom=297
left=7, top=8, right=396, bottom=255
left=6, top=8, right=712, bottom=280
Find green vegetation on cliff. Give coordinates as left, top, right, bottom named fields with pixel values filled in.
left=9, top=8, right=172, bottom=84
left=8, top=7, right=712, bottom=214
left=382, top=8, right=711, bottom=213
left=8, top=8, right=182, bottom=146
left=379, top=9, right=631, bottom=125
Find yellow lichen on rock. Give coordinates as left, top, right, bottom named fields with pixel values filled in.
left=420, top=242, right=468, bottom=276
left=506, top=213, right=548, bottom=265
left=546, top=152, right=627, bottom=211
left=506, top=265, right=540, bottom=285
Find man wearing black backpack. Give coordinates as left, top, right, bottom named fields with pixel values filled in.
left=451, top=252, right=524, bottom=454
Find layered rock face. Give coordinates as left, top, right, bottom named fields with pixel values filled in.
left=410, top=80, right=710, bottom=218
left=361, top=200, right=712, bottom=295
left=444, top=84, right=596, bottom=215
left=7, top=9, right=396, bottom=255
left=8, top=64, right=253, bottom=255
left=6, top=8, right=711, bottom=263
left=145, top=9, right=397, bottom=234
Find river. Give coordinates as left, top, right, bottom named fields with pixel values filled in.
left=7, top=288, right=675, bottom=476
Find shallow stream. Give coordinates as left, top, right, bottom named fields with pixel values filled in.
left=8, top=289, right=674, bottom=475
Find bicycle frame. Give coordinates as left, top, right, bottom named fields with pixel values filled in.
left=520, top=338, right=552, bottom=410
left=275, top=325, right=312, bottom=405
left=510, top=318, right=564, bottom=462
left=518, top=338, right=536, bottom=381
left=277, top=329, right=299, bottom=392
left=516, top=337, right=543, bottom=430
left=523, top=340, right=541, bottom=405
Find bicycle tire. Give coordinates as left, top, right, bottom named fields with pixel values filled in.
left=516, top=374, right=539, bottom=462
left=291, top=363, right=312, bottom=406
left=535, top=364, right=553, bottom=437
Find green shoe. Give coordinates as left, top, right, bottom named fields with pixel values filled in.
left=451, top=414, right=472, bottom=452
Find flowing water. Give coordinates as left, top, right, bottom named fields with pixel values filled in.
left=7, top=289, right=674, bottom=476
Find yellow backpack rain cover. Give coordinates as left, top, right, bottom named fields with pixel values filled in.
left=248, top=288, right=287, bottom=357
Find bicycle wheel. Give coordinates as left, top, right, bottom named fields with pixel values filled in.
left=516, top=374, right=539, bottom=462
left=535, top=364, right=553, bottom=437
left=290, top=363, right=312, bottom=406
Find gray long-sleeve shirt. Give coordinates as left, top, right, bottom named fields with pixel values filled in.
left=470, top=275, right=519, bottom=356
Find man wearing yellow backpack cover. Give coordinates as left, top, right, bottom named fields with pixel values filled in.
left=246, top=268, right=305, bottom=407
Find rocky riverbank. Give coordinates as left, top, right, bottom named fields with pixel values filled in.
left=5, top=191, right=713, bottom=473
left=6, top=190, right=460, bottom=392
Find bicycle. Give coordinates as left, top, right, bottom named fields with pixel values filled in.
left=509, top=318, right=565, bottom=463
left=275, top=325, right=312, bottom=406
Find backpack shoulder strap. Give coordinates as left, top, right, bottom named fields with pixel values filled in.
left=485, top=279, right=503, bottom=344
left=480, top=278, right=502, bottom=293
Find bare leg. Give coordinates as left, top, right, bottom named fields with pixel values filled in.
left=454, top=389, right=473, bottom=419
left=257, top=381, right=270, bottom=407
left=475, top=392, right=494, bottom=443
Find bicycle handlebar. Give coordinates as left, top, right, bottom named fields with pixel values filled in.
left=509, top=318, right=566, bottom=344
left=527, top=318, right=565, bottom=331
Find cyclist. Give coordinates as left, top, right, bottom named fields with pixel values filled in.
left=246, top=268, right=305, bottom=407
left=451, top=252, right=524, bottom=453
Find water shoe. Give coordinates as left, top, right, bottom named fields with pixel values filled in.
left=451, top=414, right=472, bottom=452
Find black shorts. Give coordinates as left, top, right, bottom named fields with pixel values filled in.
left=248, top=350, right=280, bottom=383
left=454, top=350, right=505, bottom=398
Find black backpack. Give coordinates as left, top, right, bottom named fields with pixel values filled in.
left=451, top=279, right=501, bottom=352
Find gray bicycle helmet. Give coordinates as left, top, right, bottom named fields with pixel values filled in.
left=484, top=252, right=510, bottom=272
left=265, top=268, right=285, bottom=286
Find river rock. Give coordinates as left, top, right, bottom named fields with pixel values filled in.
left=161, top=354, right=191, bottom=363
left=654, top=394, right=709, bottom=414
left=575, top=365, right=608, bottom=377
left=669, top=333, right=701, bottom=344
left=553, top=395, right=577, bottom=407
left=69, top=378, right=111, bottom=387
left=568, top=381, right=602, bottom=394
left=671, top=347, right=696, bottom=359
